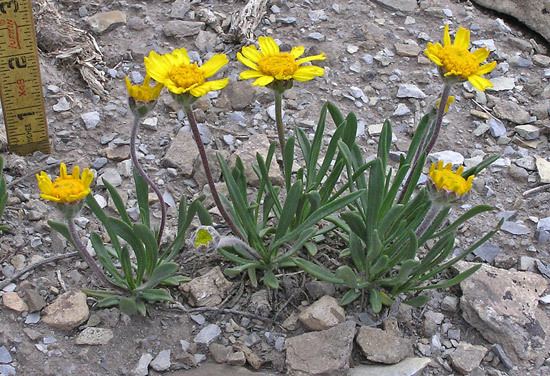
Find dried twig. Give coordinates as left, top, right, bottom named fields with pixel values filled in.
left=228, top=0, right=268, bottom=42
left=522, top=184, right=550, bottom=197
left=170, top=301, right=277, bottom=324
left=0, top=252, right=78, bottom=290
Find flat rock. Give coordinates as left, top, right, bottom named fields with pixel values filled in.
left=449, top=342, right=487, bottom=374
left=97, top=168, right=122, bottom=187
left=151, top=350, right=171, bottom=372
left=194, top=324, right=221, bottom=345
left=536, top=217, right=550, bottom=243
left=2, top=292, right=28, bottom=312
left=470, top=0, right=550, bottom=44
left=132, top=353, right=153, bottom=376
left=171, top=0, right=191, bottom=19
left=514, top=124, right=540, bottom=140
left=162, top=126, right=199, bottom=176
left=356, top=326, right=413, bottom=364
left=487, top=76, right=515, bottom=91
left=487, top=118, right=507, bottom=137
left=43, top=290, right=89, bottom=331
left=221, top=81, right=256, bottom=110
left=75, top=327, right=114, bottom=345
left=286, top=320, right=356, bottom=375
left=374, top=0, right=417, bottom=12
left=231, top=134, right=284, bottom=187
left=179, top=266, right=233, bottom=307
left=81, top=111, right=101, bottom=130
left=458, top=262, right=548, bottom=361
left=493, top=99, right=531, bottom=124
left=163, top=20, right=205, bottom=38
left=394, top=42, right=421, bottom=57
left=347, top=357, right=431, bottom=376
left=396, top=84, right=426, bottom=99
left=298, top=295, right=345, bottom=331
left=209, top=343, right=232, bottom=363
left=536, top=156, right=550, bottom=183
left=0, top=345, right=13, bottom=363
left=87, top=11, right=127, bottom=34
left=501, top=221, right=530, bottom=235
left=428, top=150, right=464, bottom=167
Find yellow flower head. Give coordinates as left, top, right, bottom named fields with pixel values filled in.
left=36, top=163, right=93, bottom=204
left=144, top=48, right=229, bottom=97
left=237, top=36, right=326, bottom=86
left=429, top=161, right=474, bottom=198
left=425, top=25, right=497, bottom=91
left=125, top=74, right=163, bottom=102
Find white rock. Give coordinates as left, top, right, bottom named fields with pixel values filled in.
left=150, top=350, right=171, bottom=372
left=298, top=295, right=345, bottom=331
left=536, top=156, right=550, bottom=183
left=397, top=84, right=426, bottom=99
left=194, top=324, right=221, bottom=344
left=393, top=103, right=411, bottom=116
left=132, top=353, right=153, bottom=376
left=81, top=111, right=101, bottom=130
left=488, top=76, right=515, bottom=91
left=428, top=151, right=464, bottom=167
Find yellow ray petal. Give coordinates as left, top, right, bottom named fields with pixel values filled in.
left=189, top=78, right=229, bottom=97
left=72, top=165, right=80, bottom=179
left=454, top=27, right=470, bottom=49
left=258, top=36, right=279, bottom=56
left=60, top=163, right=67, bottom=178
left=239, top=70, right=264, bottom=80
left=443, top=24, right=451, bottom=46
left=468, top=75, right=493, bottom=91
left=200, top=54, right=228, bottom=78
left=252, top=75, right=274, bottom=86
left=471, top=48, right=490, bottom=63
left=241, top=45, right=262, bottom=63
left=476, top=61, right=497, bottom=75
left=171, top=48, right=191, bottom=65
left=296, top=53, right=326, bottom=65
left=237, top=52, right=259, bottom=70
left=290, top=46, right=305, bottom=59
left=292, top=66, right=324, bottom=81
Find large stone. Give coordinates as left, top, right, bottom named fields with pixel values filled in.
left=396, top=84, right=426, bottom=99
left=87, top=11, right=127, bottom=34
left=43, top=290, right=89, bottom=331
left=356, top=326, right=413, bottom=364
left=2, top=292, right=28, bottom=313
left=493, top=99, right=531, bottom=124
left=75, top=327, right=114, bottom=345
left=163, top=20, right=205, bottom=38
left=373, top=0, right=417, bottom=12
left=347, top=357, right=431, bottom=376
left=298, top=295, right=345, bottom=331
left=471, top=0, right=550, bottom=44
left=536, top=156, right=550, bottom=183
left=231, top=134, right=284, bottom=187
left=458, top=262, right=548, bottom=361
left=179, top=266, right=233, bottom=307
left=449, top=342, right=487, bottom=375
left=222, top=81, right=256, bottom=110
left=162, top=126, right=199, bottom=177
left=286, top=320, right=356, bottom=375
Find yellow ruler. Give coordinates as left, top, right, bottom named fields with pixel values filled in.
left=0, top=0, right=49, bottom=155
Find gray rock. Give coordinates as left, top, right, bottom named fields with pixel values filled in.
left=171, top=0, right=191, bottom=19
left=42, top=290, right=89, bottom=331
left=397, top=84, right=426, bottom=99
left=75, top=327, right=113, bottom=345
left=509, top=55, right=532, bottom=68
left=223, top=81, right=255, bottom=111
left=518, top=256, right=537, bottom=272
left=534, top=54, right=550, bottom=67
left=87, top=11, right=127, bottom=34
left=305, top=281, right=336, bottom=300
left=195, top=30, right=218, bottom=53
left=428, top=150, right=464, bottom=167
left=0, top=346, right=12, bottom=364
left=97, top=168, right=122, bottom=187
left=163, top=20, right=205, bottom=38
left=179, top=266, right=233, bottom=307
left=487, top=118, right=507, bottom=137
left=53, top=97, right=71, bottom=112
left=393, top=103, right=411, bottom=116
left=374, top=0, right=417, bottom=12
left=473, top=243, right=501, bottom=263
left=449, top=342, right=488, bottom=375
left=394, top=42, right=421, bottom=57
left=501, top=221, right=530, bottom=235
left=470, top=0, right=550, bottom=44
left=209, top=343, right=232, bottom=363
left=162, top=126, right=198, bottom=176
left=348, top=357, right=431, bottom=376
left=488, top=76, right=515, bottom=91
left=92, top=157, right=108, bottom=170
left=132, top=353, right=153, bottom=376
left=458, top=262, right=548, bottom=361
left=308, top=32, right=325, bottom=41
left=441, top=296, right=459, bottom=312
left=514, top=124, right=540, bottom=140
left=286, top=321, right=356, bottom=375
left=151, top=350, right=171, bottom=372
left=194, top=324, right=221, bottom=345
left=227, top=351, right=246, bottom=366
left=0, top=365, right=16, bottom=376
left=536, top=217, right=550, bottom=243
left=81, top=111, right=100, bottom=130
left=298, top=295, right=345, bottom=331
left=536, top=156, right=550, bottom=183
left=356, top=326, right=413, bottom=364
left=493, top=100, right=531, bottom=124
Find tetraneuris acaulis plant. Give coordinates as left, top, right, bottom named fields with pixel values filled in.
left=216, top=103, right=364, bottom=288
left=295, top=111, right=501, bottom=312
left=49, top=171, right=212, bottom=316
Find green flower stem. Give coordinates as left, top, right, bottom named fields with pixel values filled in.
left=274, top=90, right=286, bottom=158
left=183, top=105, right=243, bottom=239
left=67, top=218, right=118, bottom=289
left=415, top=202, right=445, bottom=239
left=425, top=82, right=452, bottom=155
left=131, top=115, right=166, bottom=245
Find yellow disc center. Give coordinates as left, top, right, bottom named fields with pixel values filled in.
left=52, top=177, right=87, bottom=198
left=169, top=64, right=205, bottom=89
left=257, top=53, right=298, bottom=79
left=438, top=46, right=478, bottom=77
left=429, top=169, right=471, bottom=196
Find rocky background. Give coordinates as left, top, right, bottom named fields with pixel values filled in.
left=0, top=0, right=549, bottom=375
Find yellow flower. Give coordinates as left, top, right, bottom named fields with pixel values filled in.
left=237, top=36, right=326, bottom=86
left=36, top=163, right=93, bottom=204
left=144, top=48, right=229, bottom=97
left=425, top=25, right=497, bottom=91
left=429, top=161, right=473, bottom=197
left=125, top=74, right=163, bottom=102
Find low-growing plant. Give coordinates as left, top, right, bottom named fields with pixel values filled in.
left=215, top=103, right=364, bottom=288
